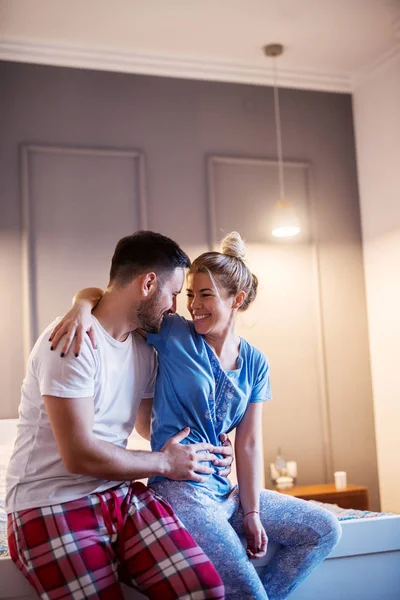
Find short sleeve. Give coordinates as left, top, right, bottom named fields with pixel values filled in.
left=35, top=335, right=96, bottom=399
left=250, top=353, right=272, bottom=403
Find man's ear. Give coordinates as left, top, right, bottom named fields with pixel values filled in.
left=232, top=290, right=246, bottom=309
left=140, top=272, right=157, bottom=297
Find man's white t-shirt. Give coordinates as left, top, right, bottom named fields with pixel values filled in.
left=6, top=317, right=156, bottom=513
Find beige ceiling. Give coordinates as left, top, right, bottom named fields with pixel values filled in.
left=0, top=0, right=399, bottom=92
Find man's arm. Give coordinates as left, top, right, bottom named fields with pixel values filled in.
left=135, top=397, right=152, bottom=441
left=44, top=394, right=217, bottom=482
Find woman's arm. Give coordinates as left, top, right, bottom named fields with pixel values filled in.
left=50, top=287, right=104, bottom=356
left=235, top=402, right=268, bottom=559
left=135, top=397, right=153, bottom=441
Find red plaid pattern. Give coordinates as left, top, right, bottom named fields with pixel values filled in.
left=7, top=482, right=224, bottom=599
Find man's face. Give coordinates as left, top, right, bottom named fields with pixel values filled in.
left=136, top=268, right=184, bottom=333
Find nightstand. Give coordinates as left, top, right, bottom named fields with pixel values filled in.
left=277, top=483, right=369, bottom=510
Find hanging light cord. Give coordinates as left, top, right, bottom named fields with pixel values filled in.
left=273, top=56, right=285, bottom=202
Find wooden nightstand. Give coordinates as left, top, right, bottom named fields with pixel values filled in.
left=277, top=483, right=369, bottom=510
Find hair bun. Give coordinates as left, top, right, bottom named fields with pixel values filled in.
left=221, top=231, right=246, bottom=260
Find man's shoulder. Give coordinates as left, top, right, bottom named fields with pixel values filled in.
left=31, top=318, right=97, bottom=373
left=132, top=330, right=155, bottom=352
left=30, top=318, right=62, bottom=359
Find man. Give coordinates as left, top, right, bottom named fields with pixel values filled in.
left=6, top=231, right=227, bottom=600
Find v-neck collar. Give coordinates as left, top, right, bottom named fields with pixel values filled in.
left=203, top=337, right=244, bottom=374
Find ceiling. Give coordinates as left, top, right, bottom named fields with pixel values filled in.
left=0, top=0, right=399, bottom=92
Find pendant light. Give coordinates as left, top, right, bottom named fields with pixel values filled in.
left=264, top=44, right=300, bottom=238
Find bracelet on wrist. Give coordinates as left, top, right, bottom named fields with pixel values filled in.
left=243, top=510, right=259, bottom=519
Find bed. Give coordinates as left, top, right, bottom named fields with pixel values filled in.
left=1, top=419, right=399, bottom=600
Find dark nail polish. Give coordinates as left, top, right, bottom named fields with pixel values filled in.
left=48, top=337, right=52, bottom=342
left=50, top=346, right=54, bottom=351
left=60, top=352, right=65, bottom=358
left=75, top=353, right=79, bottom=358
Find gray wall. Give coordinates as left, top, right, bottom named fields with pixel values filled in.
left=0, top=61, right=380, bottom=509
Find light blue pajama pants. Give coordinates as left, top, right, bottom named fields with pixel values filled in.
left=150, top=481, right=342, bottom=600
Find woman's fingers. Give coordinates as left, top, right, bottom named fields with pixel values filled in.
left=60, top=325, right=77, bottom=357
left=87, top=327, right=97, bottom=350
left=246, top=531, right=260, bottom=553
left=246, top=531, right=268, bottom=558
left=75, top=327, right=84, bottom=357
left=252, top=538, right=268, bottom=558
left=49, top=322, right=61, bottom=343
left=244, top=517, right=268, bottom=559
left=52, top=324, right=96, bottom=357
left=51, top=322, right=72, bottom=351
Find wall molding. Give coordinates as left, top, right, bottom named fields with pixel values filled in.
left=20, top=144, right=147, bottom=360
left=207, top=154, right=334, bottom=482
left=0, top=36, right=352, bottom=93
left=352, top=42, right=400, bottom=89
left=2, top=35, right=400, bottom=94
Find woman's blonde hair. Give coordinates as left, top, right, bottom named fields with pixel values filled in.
left=189, top=232, right=258, bottom=311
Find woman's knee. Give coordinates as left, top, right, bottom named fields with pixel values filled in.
left=318, top=509, right=342, bottom=551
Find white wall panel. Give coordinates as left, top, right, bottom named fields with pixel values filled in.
left=21, top=145, right=147, bottom=357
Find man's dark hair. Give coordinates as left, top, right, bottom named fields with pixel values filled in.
left=109, top=231, right=191, bottom=287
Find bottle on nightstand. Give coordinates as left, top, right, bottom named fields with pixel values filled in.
left=274, top=447, right=287, bottom=477
left=272, top=449, right=295, bottom=490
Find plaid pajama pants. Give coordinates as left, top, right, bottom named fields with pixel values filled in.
left=7, top=481, right=224, bottom=600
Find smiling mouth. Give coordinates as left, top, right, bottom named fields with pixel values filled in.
left=193, top=314, right=211, bottom=321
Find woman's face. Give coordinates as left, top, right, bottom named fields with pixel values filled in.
left=186, top=271, right=236, bottom=336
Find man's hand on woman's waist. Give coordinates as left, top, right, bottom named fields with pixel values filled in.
left=212, top=433, right=234, bottom=478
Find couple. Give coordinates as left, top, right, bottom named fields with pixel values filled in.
left=6, top=230, right=341, bottom=599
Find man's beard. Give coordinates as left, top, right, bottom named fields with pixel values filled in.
left=136, top=289, right=166, bottom=333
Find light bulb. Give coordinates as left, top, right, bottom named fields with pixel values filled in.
left=272, top=225, right=300, bottom=238
left=271, top=200, right=300, bottom=238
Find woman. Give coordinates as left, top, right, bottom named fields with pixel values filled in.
left=51, top=232, right=341, bottom=600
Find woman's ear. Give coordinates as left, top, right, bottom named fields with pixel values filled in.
left=141, top=272, right=157, bottom=296
left=232, top=290, right=246, bottom=309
